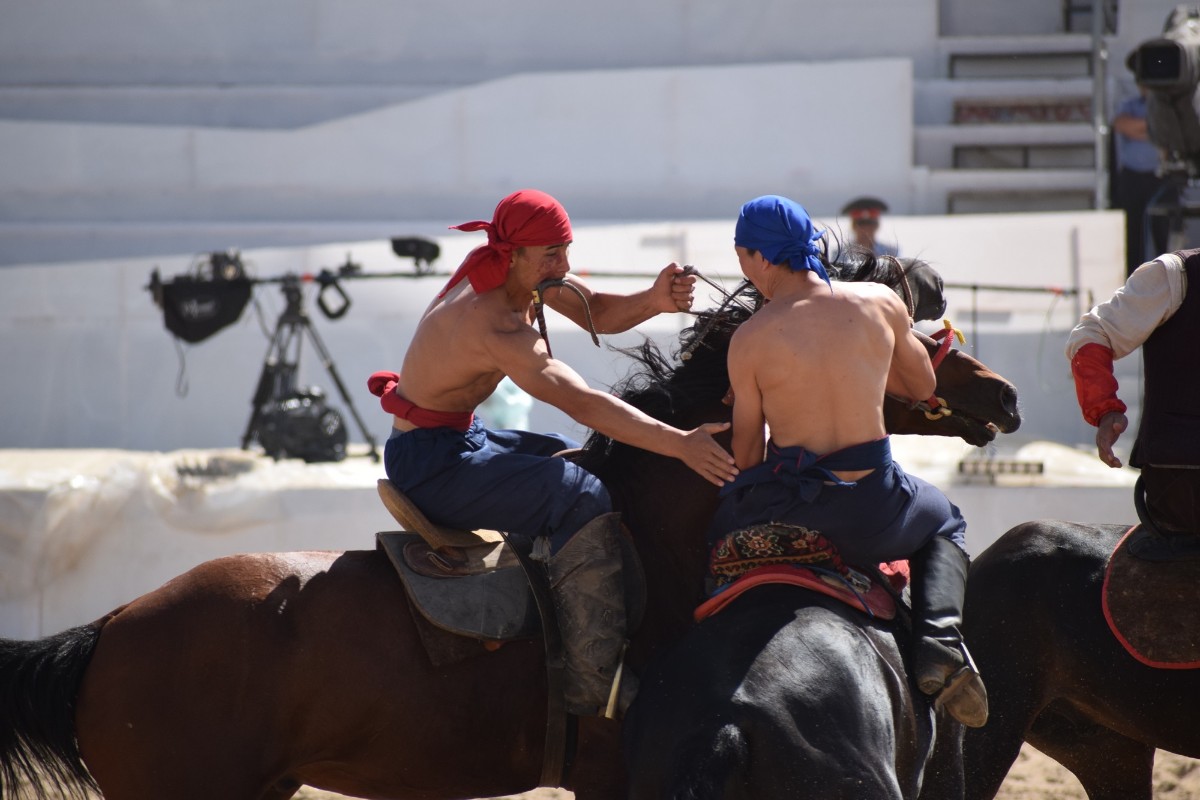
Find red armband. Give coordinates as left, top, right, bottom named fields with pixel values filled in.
left=1069, top=343, right=1127, bottom=426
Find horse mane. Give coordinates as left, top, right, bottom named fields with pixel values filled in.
left=578, top=281, right=758, bottom=464
left=831, top=248, right=909, bottom=286
left=575, top=251, right=933, bottom=471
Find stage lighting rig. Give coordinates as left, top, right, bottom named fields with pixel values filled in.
left=146, top=236, right=442, bottom=463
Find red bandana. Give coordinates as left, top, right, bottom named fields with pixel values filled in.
left=438, top=189, right=573, bottom=298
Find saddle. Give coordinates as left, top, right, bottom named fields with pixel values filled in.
left=696, top=523, right=908, bottom=623
left=1102, top=524, right=1200, bottom=668
left=375, top=480, right=542, bottom=658
left=375, top=477, right=646, bottom=666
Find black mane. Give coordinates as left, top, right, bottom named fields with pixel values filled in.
left=578, top=282, right=757, bottom=463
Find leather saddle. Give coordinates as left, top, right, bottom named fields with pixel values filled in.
left=375, top=479, right=542, bottom=644
left=375, top=473, right=647, bottom=662
left=1102, top=524, right=1200, bottom=668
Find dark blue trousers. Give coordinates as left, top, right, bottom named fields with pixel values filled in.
left=384, top=419, right=611, bottom=553
left=708, top=438, right=966, bottom=566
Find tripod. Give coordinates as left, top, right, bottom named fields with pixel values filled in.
left=241, top=275, right=380, bottom=461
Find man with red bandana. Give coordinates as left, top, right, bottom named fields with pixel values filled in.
left=370, top=189, right=737, bottom=718
left=1068, top=248, right=1200, bottom=547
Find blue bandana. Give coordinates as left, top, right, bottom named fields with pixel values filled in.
left=734, top=195, right=829, bottom=285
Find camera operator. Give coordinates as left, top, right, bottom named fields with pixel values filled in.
left=1125, top=6, right=1200, bottom=264
left=1113, top=81, right=1174, bottom=276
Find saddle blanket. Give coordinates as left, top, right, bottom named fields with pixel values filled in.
left=699, top=522, right=908, bottom=622
left=1102, top=525, right=1200, bottom=669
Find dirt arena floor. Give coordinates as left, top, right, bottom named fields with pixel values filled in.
left=11, top=744, right=1200, bottom=798
left=291, top=745, right=1200, bottom=799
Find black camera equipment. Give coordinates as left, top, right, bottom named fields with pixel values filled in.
left=148, top=237, right=442, bottom=464
left=390, top=236, right=441, bottom=273
left=1130, top=6, right=1200, bottom=175
left=240, top=271, right=362, bottom=463
left=149, top=251, right=253, bottom=344
left=1129, top=6, right=1200, bottom=252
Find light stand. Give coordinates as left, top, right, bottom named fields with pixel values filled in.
left=241, top=274, right=380, bottom=462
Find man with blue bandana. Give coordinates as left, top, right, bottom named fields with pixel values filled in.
left=710, top=194, right=988, bottom=728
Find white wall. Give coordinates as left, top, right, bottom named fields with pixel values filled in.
left=0, top=59, right=916, bottom=267
left=0, top=0, right=940, bottom=87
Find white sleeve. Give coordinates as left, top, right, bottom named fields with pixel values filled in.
left=1065, top=255, right=1187, bottom=361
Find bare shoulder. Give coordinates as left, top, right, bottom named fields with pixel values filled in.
left=836, top=280, right=900, bottom=301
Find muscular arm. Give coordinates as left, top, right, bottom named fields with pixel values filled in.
left=545, top=265, right=695, bottom=334
left=883, top=295, right=937, bottom=404
left=727, top=327, right=767, bottom=470
left=486, top=323, right=736, bottom=485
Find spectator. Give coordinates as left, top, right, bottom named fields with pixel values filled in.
left=838, top=196, right=899, bottom=261
left=1112, top=80, right=1173, bottom=277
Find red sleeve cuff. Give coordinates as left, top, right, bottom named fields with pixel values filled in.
left=1070, top=343, right=1127, bottom=426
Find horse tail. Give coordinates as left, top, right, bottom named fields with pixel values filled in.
left=671, top=723, right=751, bottom=800
left=0, top=623, right=103, bottom=799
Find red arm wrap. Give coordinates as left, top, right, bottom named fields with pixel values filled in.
left=1070, top=343, right=1128, bottom=426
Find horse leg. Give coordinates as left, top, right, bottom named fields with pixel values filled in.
left=1026, top=706, right=1155, bottom=800
left=959, top=639, right=1045, bottom=800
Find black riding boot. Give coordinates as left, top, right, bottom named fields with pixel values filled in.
left=909, top=536, right=989, bottom=728
left=548, top=513, right=638, bottom=719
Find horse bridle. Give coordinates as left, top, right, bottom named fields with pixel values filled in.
left=533, top=266, right=735, bottom=360
left=879, top=254, right=917, bottom=320
left=680, top=268, right=759, bottom=362
left=531, top=278, right=601, bottom=358
left=905, top=320, right=966, bottom=421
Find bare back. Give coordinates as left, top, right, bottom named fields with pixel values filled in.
left=728, top=277, right=934, bottom=473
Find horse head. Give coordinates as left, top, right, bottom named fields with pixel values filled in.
left=839, top=254, right=1022, bottom=446
left=884, top=330, right=1022, bottom=447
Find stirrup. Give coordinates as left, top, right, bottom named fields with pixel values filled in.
left=933, top=665, right=989, bottom=728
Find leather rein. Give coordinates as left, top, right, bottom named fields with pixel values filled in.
left=906, top=320, right=966, bottom=421
left=532, top=265, right=728, bottom=359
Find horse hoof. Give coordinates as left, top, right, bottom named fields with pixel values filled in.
left=934, top=666, right=989, bottom=728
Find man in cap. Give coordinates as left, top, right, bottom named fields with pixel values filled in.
left=710, top=194, right=988, bottom=727
left=370, top=189, right=737, bottom=718
left=839, top=195, right=899, bottom=260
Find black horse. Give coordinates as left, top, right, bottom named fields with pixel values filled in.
left=954, top=520, right=1200, bottom=800
left=624, top=582, right=942, bottom=799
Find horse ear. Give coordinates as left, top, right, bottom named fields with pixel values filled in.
left=906, top=263, right=947, bottom=322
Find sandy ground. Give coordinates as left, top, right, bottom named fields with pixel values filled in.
left=291, top=745, right=1200, bottom=799
left=12, top=745, right=1200, bottom=797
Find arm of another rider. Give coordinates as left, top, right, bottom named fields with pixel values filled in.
left=1066, top=256, right=1184, bottom=467
left=882, top=292, right=937, bottom=405
left=546, top=264, right=695, bottom=334
left=727, top=326, right=767, bottom=471
left=486, top=324, right=737, bottom=486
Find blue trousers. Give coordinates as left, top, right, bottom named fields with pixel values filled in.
left=384, top=419, right=611, bottom=553
left=708, top=438, right=966, bottom=567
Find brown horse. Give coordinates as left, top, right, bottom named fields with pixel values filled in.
left=0, top=276, right=1019, bottom=800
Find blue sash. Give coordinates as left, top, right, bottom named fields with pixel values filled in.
left=720, top=437, right=892, bottom=503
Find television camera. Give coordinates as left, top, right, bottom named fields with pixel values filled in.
left=148, top=237, right=442, bottom=463
left=1129, top=5, right=1200, bottom=177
